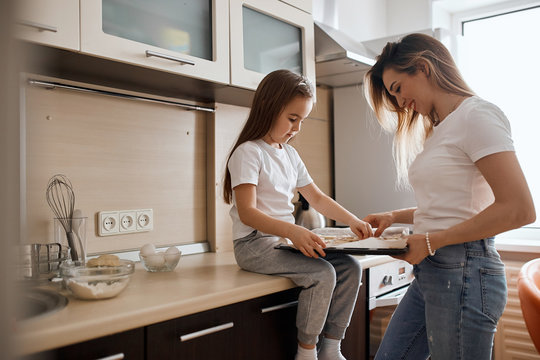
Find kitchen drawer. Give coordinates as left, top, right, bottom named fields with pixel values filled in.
left=146, top=302, right=242, bottom=360
left=21, top=328, right=144, bottom=360
left=238, top=287, right=301, bottom=359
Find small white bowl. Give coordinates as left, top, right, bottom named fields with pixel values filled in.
left=139, top=251, right=181, bottom=272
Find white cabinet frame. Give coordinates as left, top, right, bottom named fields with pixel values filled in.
left=230, top=0, right=315, bottom=90
left=80, top=0, right=230, bottom=85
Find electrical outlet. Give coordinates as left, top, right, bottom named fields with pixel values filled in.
left=119, top=211, right=137, bottom=233
left=97, top=208, right=153, bottom=236
left=136, top=209, right=153, bottom=231
left=98, top=211, right=119, bottom=236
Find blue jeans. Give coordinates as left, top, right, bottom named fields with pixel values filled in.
left=375, top=238, right=507, bottom=360
left=233, top=231, right=362, bottom=345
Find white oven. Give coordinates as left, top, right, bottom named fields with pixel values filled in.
left=367, top=259, right=414, bottom=358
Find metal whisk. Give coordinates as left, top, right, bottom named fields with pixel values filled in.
left=46, top=174, right=80, bottom=261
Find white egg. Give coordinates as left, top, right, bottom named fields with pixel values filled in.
left=140, top=243, right=156, bottom=256
left=165, top=246, right=180, bottom=255
left=165, top=248, right=181, bottom=268
left=144, top=252, right=165, bottom=267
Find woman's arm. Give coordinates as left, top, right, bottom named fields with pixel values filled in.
left=363, top=208, right=416, bottom=237
left=234, top=183, right=327, bottom=258
left=403, top=151, right=535, bottom=264
left=298, top=183, right=373, bottom=238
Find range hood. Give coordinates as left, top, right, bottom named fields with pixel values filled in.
left=314, top=21, right=377, bottom=88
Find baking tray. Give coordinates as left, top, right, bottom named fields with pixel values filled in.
left=274, top=243, right=408, bottom=255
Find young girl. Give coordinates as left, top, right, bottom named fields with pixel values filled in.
left=363, top=34, right=535, bottom=359
left=223, top=69, right=372, bottom=360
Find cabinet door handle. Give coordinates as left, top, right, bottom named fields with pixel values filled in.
left=180, top=322, right=234, bottom=342
left=145, top=50, right=195, bottom=66
left=17, top=20, right=57, bottom=33
left=96, top=353, right=124, bottom=360
left=261, top=300, right=299, bottom=314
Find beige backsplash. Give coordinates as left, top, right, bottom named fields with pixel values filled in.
left=23, top=76, right=333, bottom=254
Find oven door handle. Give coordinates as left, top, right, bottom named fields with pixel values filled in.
left=369, top=285, right=409, bottom=310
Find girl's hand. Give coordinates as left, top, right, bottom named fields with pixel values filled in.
left=289, top=226, right=327, bottom=258
left=395, top=233, right=432, bottom=264
left=348, top=219, right=374, bottom=239
left=363, top=212, right=395, bottom=237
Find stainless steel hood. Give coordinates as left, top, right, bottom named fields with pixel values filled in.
left=314, top=21, right=376, bottom=88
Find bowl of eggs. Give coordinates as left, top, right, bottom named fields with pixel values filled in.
left=139, top=244, right=181, bottom=272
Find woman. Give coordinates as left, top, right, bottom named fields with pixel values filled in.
left=363, top=33, right=535, bottom=360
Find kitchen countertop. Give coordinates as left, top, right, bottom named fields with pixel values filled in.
left=15, top=251, right=394, bottom=356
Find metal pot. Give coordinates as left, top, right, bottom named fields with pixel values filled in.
left=18, top=243, right=67, bottom=280
left=293, top=193, right=326, bottom=230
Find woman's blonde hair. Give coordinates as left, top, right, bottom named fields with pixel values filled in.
left=222, top=69, right=314, bottom=204
left=364, top=33, right=474, bottom=187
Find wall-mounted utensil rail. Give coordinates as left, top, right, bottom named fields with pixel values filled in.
left=27, top=79, right=216, bottom=113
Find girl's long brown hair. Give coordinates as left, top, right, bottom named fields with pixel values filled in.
left=223, top=69, right=314, bottom=204
left=364, top=33, right=475, bottom=187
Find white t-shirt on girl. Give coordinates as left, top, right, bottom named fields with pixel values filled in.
left=228, top=139, right=313, bottom=239
left=409, top=96, right=515, bottom=234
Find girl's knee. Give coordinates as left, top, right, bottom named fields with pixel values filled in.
left=312, top=262, right=337, bottom=286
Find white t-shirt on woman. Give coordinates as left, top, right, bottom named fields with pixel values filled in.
left=409, top=96, right=515, bottom=234
left=228, top=139, right=313, bottom=239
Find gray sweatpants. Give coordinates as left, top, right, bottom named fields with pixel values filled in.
left=233, top=230, right=362, bottom=345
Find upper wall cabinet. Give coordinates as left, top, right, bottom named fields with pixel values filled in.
left=15, top=0, right=80, bottom=51
left=230, top=0, right=315, bottom=90
left=80, top=0, right=230, bottom=85
left=280, top=0, right=312, bottom=13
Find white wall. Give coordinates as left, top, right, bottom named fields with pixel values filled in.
left=312, top=0, right=386, bottom=40
left=333, top=85, right=416, bottom=222
left=313, top=0, right=433, bottom=41
left=386, top=0, right=432, bottom=35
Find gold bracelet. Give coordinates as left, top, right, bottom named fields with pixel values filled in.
left=425, top=232, right=436, bottom=256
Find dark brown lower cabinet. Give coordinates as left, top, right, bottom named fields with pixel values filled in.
left=341, top=269, right=368, bottom=359
left=146, top=301, right=242, bottom=360
left=146, top=287, right=301, bottom=360
left=238, top=287, right=301, bottom=359
left=19, top=328, right=144, bottom=360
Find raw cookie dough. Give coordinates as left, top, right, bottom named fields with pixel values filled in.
left=87, top=254, right=121, bottom=267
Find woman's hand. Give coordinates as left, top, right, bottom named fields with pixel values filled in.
left=348, top=219, right=374, bottom=239
left=394, top=233, right=432, bottom=264
left=363, top=211, right=395, bottom=237
left=288, top=225, right=327, bottom=258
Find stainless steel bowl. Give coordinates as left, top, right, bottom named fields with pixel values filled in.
left=16, top=288, right=68, bottom=322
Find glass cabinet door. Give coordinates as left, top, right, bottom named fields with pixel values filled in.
left=81, top=0, right=229, bottom=84
left=102, top=0, right=212, bottom=61
left=242, top=6, right=303, bottom=75
left=230, top=0, right=315, bottom=90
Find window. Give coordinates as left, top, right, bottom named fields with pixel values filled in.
left=457, top=5, right=540, bottom=232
